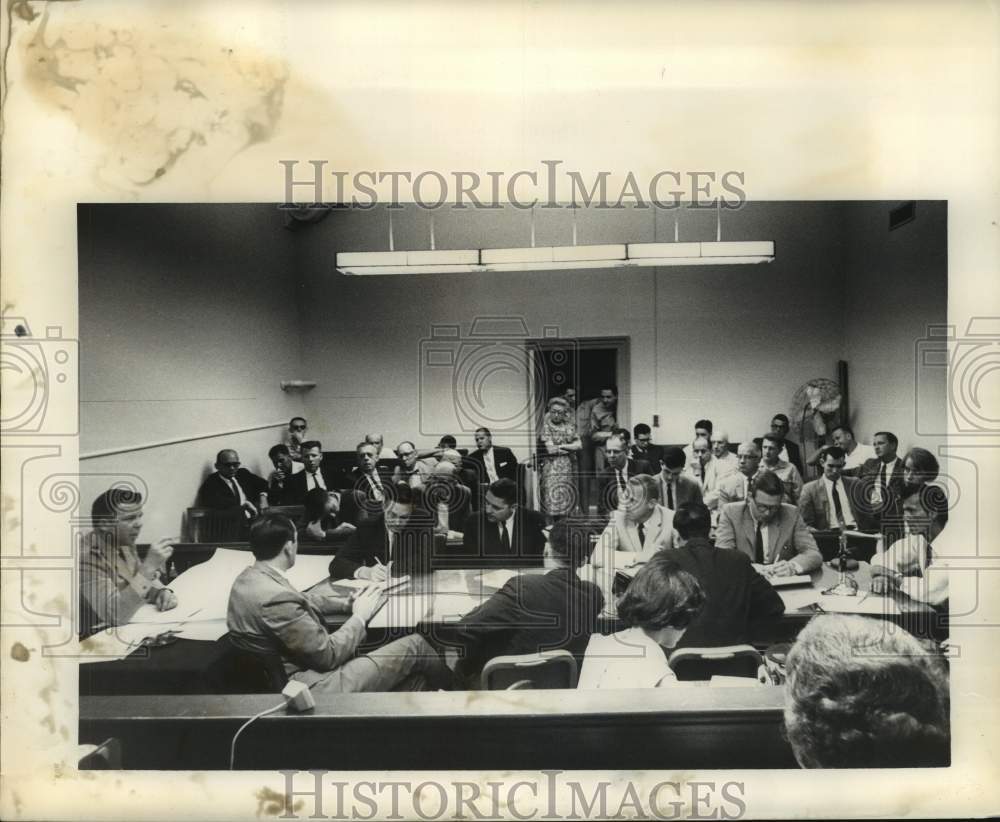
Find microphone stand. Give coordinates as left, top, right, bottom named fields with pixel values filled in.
left=823, top=524, right=859, bottom=596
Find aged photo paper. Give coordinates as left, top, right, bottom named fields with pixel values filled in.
left=1, top=0, right=998, bottom=819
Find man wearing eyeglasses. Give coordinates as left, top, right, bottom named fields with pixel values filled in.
left=715, top=470, right=821, bottom=576
left=392, top=440, right=434, bottom=488
left=283, top=417, right=309, bottom=462
left=197, top=449, right=269, bottom=519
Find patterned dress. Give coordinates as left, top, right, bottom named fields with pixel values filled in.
left=541, top=414, right=579, bottom=516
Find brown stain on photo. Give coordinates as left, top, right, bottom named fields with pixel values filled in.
left=255, top=786, right=303, bottom=818
left=10, top=640, right=31, bottom=661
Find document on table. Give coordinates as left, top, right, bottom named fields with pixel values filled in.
left=479, top=569, right=520, bottom=590
left=283, top=554, right=335, bottom=591
left=430, top=593, right=487, bottom=620
left=817, top=594, right=902, bottom=615
left=368, top=594, right=433, bottom=629
left=779, top=587, right=825, bottom=611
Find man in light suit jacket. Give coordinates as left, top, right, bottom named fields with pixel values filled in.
left=591, top=474, right=675, bottom=570
left=656, top=446, right=704, bottom=512
left=798, top=447, right=870, bottom=532
left=715, top=471, right=822, bottom=574
left=717, top=442, right=763, bottom=506
left=197, top=449, right=268, bottom=518
left=460, top=478, right=547, bottom=566
left=467, top=428, right=519, bottom=484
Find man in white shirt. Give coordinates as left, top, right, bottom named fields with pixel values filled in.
left=709, top=430, right=740, bottom=477
left=832, top=425, right=875, bottom=476
left=686, top=435, right=738, bottom=511
left=392, top=440, right=433, bottom=488
left=468, top=427, right=518, bottom=485
left=759, top=433, right=804, bottom=505
left=681, top=418, right=713, bottom=467
left=798, top=446, right=863, bottom=531
left=591, top=473, right=675, bottom=569
left=717, top=442, right=763, bottom=506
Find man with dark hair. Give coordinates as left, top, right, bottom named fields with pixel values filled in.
left=758, top=432, right=804, bottom=505
left=460, top=478, right=546, bottom=563
left=596, top=433, right=656, bottom=514
left=80, top=489, right=178, bottom=637
left=392, top=440, right=433, bottom=488
left=429, top=519, right=603, bottom=687
left=857, top=431, right=906, bottom=534
left=285, top=440, right=346, bottom=504
left=798, top=446, right=867, bottom=531
left=227, top=512, right=450, bottom=693
left=661, top=503, right=784, bottom=649
left=467, top=427, right=518, bottom=485
left=197, top=449, right=269, bottom=518
left=631, top=422, right=663, bottom=468
left=715, top=470, right=822, bottom=574
left=682, top=419, right=713, bottom=468
left=589, top=384, right=619, bottom=475
left=656, top=446, right=704, bottom=511
left=284, top=417, right=309, bottom=462
left=769, top=414, right=804, bottom=476
left=831, top=424, right=875, bottom=476
left=266, top=444, right=303, bottom=506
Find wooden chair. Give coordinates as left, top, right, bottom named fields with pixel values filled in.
left=668, top=644, right=764, bottom=682
left=204, top=635, right=289, bottom=694
left=481, top=650, right=579, bottom=690
left=185, top=507, right=247, bottom=543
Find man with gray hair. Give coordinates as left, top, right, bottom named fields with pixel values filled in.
left=718, top=441, right=763, bottom=506
left=592, top=473, right=675, bottom=570
left=364, top=432, right=396, bottom=461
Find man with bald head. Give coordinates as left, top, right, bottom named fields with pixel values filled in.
left=718, top=442, right=763, bottom=505
left=688, top=432, right=740, bottom=511
left=425, top=461, right=473, bottom=536
left=364, top=432, right=397, bottom=462
left=197, top=449, right=269, bottom=519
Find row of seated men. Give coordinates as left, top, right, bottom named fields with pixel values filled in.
left=79, top=485, right=949, bottom=766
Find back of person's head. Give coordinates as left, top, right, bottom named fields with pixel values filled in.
left=821, top=445, right=846, bottom=462
left=303, top=487, right=330, bottom=522
left=547, top=519, right=592, bottom=568
left=784, top=615, right=949, bottom=768
left=616, top=555, right=705, bottom=631
left=438, top=435, right=457, bottom=449
left=660, top=446, right=686, bottom=470
left=612, top=427, right=631, bottom=443
left=91, top=487, right=143, bottom=526
left=268, top=443, right=290, bottom=461
left=489, top=477, right=519, bottom=506
left=673, top=502, right=712, bottom=540
left=249, top=512, right=296, bottom=561
left=695, top=418, right=714, bottom=435
left=751, top=469, right=785, bottom=499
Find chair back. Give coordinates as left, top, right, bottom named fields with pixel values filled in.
left=481, top=650, right=579, bottom=690
left=668, top=644, right=764, bottom=682
left=204, top=635, right=289, bottom=694
left=185, top=508, right=247, bottom=543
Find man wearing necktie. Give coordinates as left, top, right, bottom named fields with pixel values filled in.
left=196, top=449, right=269, bottom=519
left=286, top=441, right=347, bottom=505
left=598, top=434, right=656, bottom=515
left=717, top=442, right=762, bottom=506
left=461, top=478, right=547, bottom=564
left=799, top=447, right=871, bottom=533
left=856, top=431, right=906, bottom=536
left=592, top=474, right=676, bottom=570
left=655, top=446, right=703, bottom=514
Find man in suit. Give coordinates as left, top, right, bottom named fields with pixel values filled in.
left=461, top=478, right=547, bottom=565
left=197, top=449, right=268, bottom=519
left=392, top=440, right=433, bottom=488
left=427, top=519, right=603, bottom=687
left=799, top=446, right=868, bottom=532
left=591, top=474, right=675, bottom=569
left=656, top=446, right=704, bottom=512
left=265, top=444, right=303, bottom=506
left=228, top=512, right=450, bottom=694
left=685, top=435, right=737, bottom=511
left=596, top=433, right=656, bottom=514
left=769, top=414, right=804, bottom=476
left=717, top=442, right=762, bottom=506
left=681, top=419, right=713, bottom=468
left=832, top=425, right=875, bottom=476
left=285, top=441, right=346, bottom=505
left=423, top=461, right=473, bottom=535
left=716, top=470, right=821, bottom=574
left=661, top=502, right=784, bottom=649
left=630, top=423, right=663, bottom=469
left=347, top=441, right=393, bottom=506
left=328, top=482, right=436, bottom=580
left=857, top=430, right=906, bottom=534
left=589, top=385, right=619, bottom=474
left=759, top=432, right=804, bottom=505
left=467, top=427, right=518, bottom=484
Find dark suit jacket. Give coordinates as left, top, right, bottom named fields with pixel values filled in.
left=467, top=446, right=519, bottom=484
left=660, top=538, right=785, bottom=648
left=421, top=480, right=473, bottom=532
left=856, top=456, right=906, bottom=531
left=631, top=444, right=664, bottom=469
left=197, top=469, right=268, bottom=512
left=597, top=457, right=657, bottom=514
left=286, top=466, right=347, bottom=506
left=460, top=507, right=547, bottom=565
left=327, top=513, right=436, bottom=580
left=430, top=567, right=604, bottom=684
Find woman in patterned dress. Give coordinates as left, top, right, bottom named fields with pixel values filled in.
left=540, top=396, right=583, bottom=520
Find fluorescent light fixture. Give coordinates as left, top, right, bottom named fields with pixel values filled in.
left=337, top=241, right=773, bottom=274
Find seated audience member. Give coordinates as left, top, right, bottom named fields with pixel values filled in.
left=577, top=554, right=705, bottom=689
left=857, top=431, right=906, bottom=534
left=347, top=441, right=392, bottom=511
left=656, top=446, right=704, bottom=511
left=432, top=520, right=603, bottom=688
left=424, top=461, right=473, bottom=535
left=461, top=478, right=547, bottom=563
left=227, top=513, right=451, bottom=693
left=468, top=427, right=518, bottom=484
left=197, top=449, right=268, bottom=519
left=299, top=487, right=357, bottom=542
left=681, top=419, right=713, bottom=469
left=661, top=503, right=784, bottom=649
left=870, top=483, right=949, bottom=607
left=798, top=447, right=870, bottom=532
left=283, top=417, right=309, bottom=462
left=686, top=435, right=736, bottom=509
left=715, top=470, right=822, bottom=575
left=592, top=474, right=675, bottom=570
left=758, top=432, right=804, bottom=505
left=438, top=448, right=480, bottom=491
left=597, top=433, right=656, bottom=514
left=709, top=430, right=740, bottom=476
left=631, top=423, right=663, bottom=468
left=286, top=441, right=345, bottom=504
left=79, top=488, right=177, bottom=637
left=783, top=614, right=949, bottom=768
left=328, top=482, right=435, bottom=580
left=414, top=435, right=459, bottom=471
left=265, top=444, right=303, bottom=506
left=393, top=440, right=433, bottom=488
left=717, top=442, right=762, bottom=505
left=768, top=413, right=804, bottom=476
left=364, top=432, right=397, bottom=462
left=831, top=425, right=875, bottom=476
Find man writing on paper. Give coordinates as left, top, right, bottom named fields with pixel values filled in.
left=591, top=474, right=674, bottom=571
left=227, top=512, right=451, bottom=692
left=79, top=488, right=178, bottom=638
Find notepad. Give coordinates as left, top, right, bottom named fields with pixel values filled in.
left=766, top=574, right=812, bottom=588
left=817, top=594, right=901, bottom=616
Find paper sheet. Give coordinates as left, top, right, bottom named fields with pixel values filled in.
left=430, top=593, right=486, bottom=620
left=368, top=594, right=433, bottom=629
left=816, top=594, right=902, bottom=616
left=175, top=619, right=230, bottom=642
left=478, top=569, right=520, bottom=590
left=779, top=587, right=826, bottom=611
left=283, top=553, right=335, bottom=591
